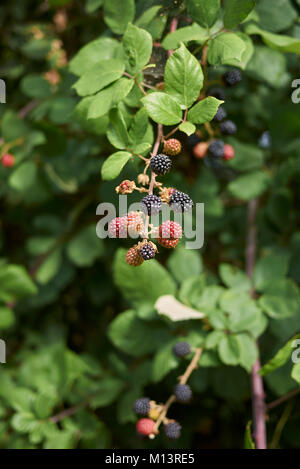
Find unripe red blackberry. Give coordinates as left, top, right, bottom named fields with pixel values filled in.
left=159, top=221, right=182, bottom=239
left=220, top=120, right=237, bottom=135
left=1, top=153, right=15, bottom=167
left=133, top=398, right=151, bottom=415
left=150, top=154, right=172, bottom=175
left=223, top=144, right=235, bottom=161
left=173, top=341, right=191, bottom=357
left=174, top=383, right=192, bottom=403
left=169, top=191, right=193, bottom=213
left=193, top=142, right=209, bottom=159
left=108, top=217, right=127, bottom=238
left=223, top=69, right=242, bottom=87
left=163, top=139, right=181, bottom=156
left=164, top=421, right=181, bottom=439
left=141, top=194, right=162, bottom=215
left=138, top=241, right=156, bottom=261
left=126, top=246, right=144, bottom=266
left=158, top=237, right=179, bottom=249
left=136, top=418, right=156, bottom=436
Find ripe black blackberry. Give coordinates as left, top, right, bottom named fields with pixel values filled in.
left=208, top=86, right=226, bottom=101
left=220, top=120, right=237, bottom=135
left=174, top=384, right=192, bottom=403
left=169, top=191, right=193, bottom=212
left=164, top=421, right=181, bottom=439
left=133, top=398, right=150, bottom=415
left=141, top=194, right=162, bottom=215
left=213, top=106, right=227, bottom=122
left=138, top=242, right=156, bottom=260
left=208, top=139, right=225, bottom=159
left=173, top=341, right=191, bottom=357
left=223, top=69, right=242, bottom=87
left=150, top=154, right=172, bottom=175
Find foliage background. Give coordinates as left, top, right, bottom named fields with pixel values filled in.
left=0, top=0, right=300, bottom=449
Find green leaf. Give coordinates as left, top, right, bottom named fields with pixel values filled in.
left=90, top=378, right=124, bottom=407
left=245, top=22, right=300, bottom=54
left=69, top=37, right=122, bottom=77
left=246, top=46, right=288, bottom=89
left=122, top=23, right=152, bottom=74
left=259, top=279, right=300, bottom=319
left=292, top=362, right=300, bottom=385
left=179, top=121, right=196, bottom=136
left=0, top=264, right=37, bottom=302
left=186, top=0, right=221, bottom=28
left=73, top=59, right=125, bottom=97
left=236, top=333, right=258, bottom=372
left=227, top=139, right=264, bottom=172
left=0, top=306, right=15, bottom=329
left=20, top=74, right=52, bottom=98
left=152, top=340, right=179, bottom=382
left=114, top=249, right=176, bottom=307
left=165, top=43, right=203, bottom=109
left=85, top=0, right=103, bottom=13
left=207, top=33, right=246, bottom=65
left=135, top=6, right=163, bottom=28
left=9, top=162, right=37, bottom=191
left=101, top=151, right=132, bottom=181
left=108, top=309, right=170, bottom=356
left=255, top=0, right=297, bottom=33
left=259, top=334, right=300, bottom=376
left=218, top=334, right=240, bottom=365
left=141, top=92, right=182, bottom=125
left=187, top=97, right=223, bottom=124
left=35, top=249, right=62, bottom=285
left=206, top=330, right=226, bottom=350
left=103, top=0, right=135, bottom=34
left=228, top=171, right=270, bottom=201
left=226, top=32, right=254, bottom=70
left=224, top=0, right=256, bottom=30
left=107, top=108, right=129, bottom=149
left=162, top=23, right=209, bottom=50
left=67, top=225, right=103, bottom=267
left=253, top=251, right=290, bottom=292
left=219, top=264, right=251, bottom=291
left=167, top=246, right=202, bottom=283
left=88, top=78, right=134, bottom=119
left=244, top=421, right=255, bottom=449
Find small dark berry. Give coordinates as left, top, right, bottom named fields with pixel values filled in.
left=220, top=120, right=237, bottom=135
left=223, top=69, right=242, bottom=87
left=208, top=139, right=225, bottom=159
left=174, top=384, right=192, bottom=403
left=208, top=87, right=226, bottom=101
left=173, top=341, right=191, bottom=357
left=141, top=194, right=162, bottom=215
left=187, top=133, right=201, bottom=147
left=169, top=191, right=193, bottom=213
left=133, top=398, right=151, bottom=415
left=259, top=131, right=272, bottom=149
left=138, top=242, right=156, bottom=261
left=164, top=421, right=181, bottom=439
left=213, top=106, right=227, bottom=122
left=150, top=154, right=172, bottom=175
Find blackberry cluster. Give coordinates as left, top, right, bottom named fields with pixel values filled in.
left=220, top=120, right=237, bottom=135
left=138, top=242, right=156, bottom=260
left=174, top=384, right=192, bottom=403
left=169, top=191, right=193, bottom=212
left=173, top=341, right=191, bottom=357
left=133, top=398, right=150, bottom=415
left=141, top=194, right=162, bottom=215
left=150, top=154, right=172, bottom=175
left=164, top=422, right=181, bottom=440
left=223, top=68, right=242, bottom=87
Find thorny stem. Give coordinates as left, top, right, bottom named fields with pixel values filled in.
left=153, top=348, right=203, bottom=434
left=245, top=198, right=267, bottom=450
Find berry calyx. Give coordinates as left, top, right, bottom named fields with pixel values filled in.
left=150, top=154, right=172, bottom=176
left=208, top=139, right=225, bottom=159
left=223, top=69, right=242, bottom=87
left=1, top=153, right=15, bottom=168
left=173, top=341, right=191, bottom=357
left=138, top=241, right=157, bottom=261
left=116, top=180, right=136, bottom=194
left=223, top=144, right=235, bottom=161
left=193, top=142, right=209, bottom=159
left=163, top=139, right=182, bottom=156
left=133, top=398, right=151, bottom=415
left=158, top=237, right=179, bottom=249
left=220, top=120, right=237, bottom=135
left=159, top=221, right=182, bottom=239
left=213, top=106, right=227, bottom=122
left=174, top=384, right=192, bottom=403
left=136, top=418, right=156, bottom=436
left=141, top=194, right=162, bottom=215
left=108, top=217, right=127, bottom=238
left=126, top=246, right=144, bottom=266
left=169, top=191, right=193, bottom=213
left=164, top=421, right=181, bottom=439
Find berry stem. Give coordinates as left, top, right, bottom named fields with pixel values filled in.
left=168, top=17, right=178, bottom=58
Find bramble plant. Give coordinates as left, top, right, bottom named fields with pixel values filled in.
left=0, top=0, right=300, bottom=450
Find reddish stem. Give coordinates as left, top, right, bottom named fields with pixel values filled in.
left=168, top=17, right=178, bottom=57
